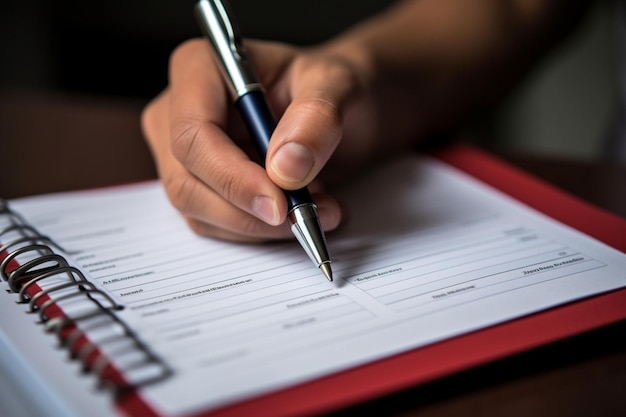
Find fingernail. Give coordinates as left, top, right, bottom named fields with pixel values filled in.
left=271, top=142, right=314, bottom=183
left=252, top=196, right=280, bottom=225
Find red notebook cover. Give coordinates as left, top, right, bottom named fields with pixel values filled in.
left=112, top=143, right=626, bottom=417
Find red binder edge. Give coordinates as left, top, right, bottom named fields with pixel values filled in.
left=117, top=143, right=626, bottom=417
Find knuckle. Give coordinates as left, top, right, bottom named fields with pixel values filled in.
left=170, top=118, right=203, bottom=164
left=211, top=164, right=244, bottom=205
left=298, top=54, right=361, bottom=90
left=163, top=172, right=198, bottom=216
left=293, top=56, right=363, bottom=120
left=169, top=38, right=205, bottom=72
left=298, top=96, right=342, bottom=126
left=322, top=58, right=358, bottom=85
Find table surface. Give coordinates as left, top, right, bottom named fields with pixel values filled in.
left=1, top=91, right=625, bottom=417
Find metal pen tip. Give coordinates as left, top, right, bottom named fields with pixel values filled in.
left=319, top=262, right=333, bottom=282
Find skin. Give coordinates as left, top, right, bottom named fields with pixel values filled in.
left=141, top=0, right=591, bottom=242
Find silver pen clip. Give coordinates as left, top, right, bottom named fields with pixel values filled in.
left=194, top=0, right=263, bottom=98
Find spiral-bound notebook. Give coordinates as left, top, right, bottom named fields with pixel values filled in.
left=1, top=144, right=626, bottom=417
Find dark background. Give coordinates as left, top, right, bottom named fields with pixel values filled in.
left=0, top=0, right=624, bottom=168
left=0, top=0, right=393, bottom=100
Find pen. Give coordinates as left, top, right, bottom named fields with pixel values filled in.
left=194, top=0, right=333, bottom=281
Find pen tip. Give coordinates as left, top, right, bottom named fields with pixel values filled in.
left=319, top=262, right=333, bottom=282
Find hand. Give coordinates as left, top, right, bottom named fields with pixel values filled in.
left=141, top=0, right=588, bottom=243
left=141, top=38, right=378, bottom=242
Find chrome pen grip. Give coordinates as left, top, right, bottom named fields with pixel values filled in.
left=194, top=0, right=262, bottom=97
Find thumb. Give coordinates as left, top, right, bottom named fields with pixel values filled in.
left=266, top=55, right=363, bottom=190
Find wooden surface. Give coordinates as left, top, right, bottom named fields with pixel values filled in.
left=1, top=92, right=625, bottom=417
left=0, top=91, right=157, bottom=199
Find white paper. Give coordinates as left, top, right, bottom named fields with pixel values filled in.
left=4, top=155, right=626, bottom=416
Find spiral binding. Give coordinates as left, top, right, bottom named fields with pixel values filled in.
left=0, top=198, right=171, bottom=394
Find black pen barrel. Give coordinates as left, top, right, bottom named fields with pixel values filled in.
left=236, top=91, right=313, bottom=212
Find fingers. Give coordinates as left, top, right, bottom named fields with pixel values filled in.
left=142, top=39, right=353, bottom=242
left=165, top=41, right=285, bottom=234
left=266, top=53, right=366, bottom=190
left=184, top=191, right=342, bottom=243
left=168, top=39, right=287, bottom=222
left=141, top=39, right=344, bottom=242
left=142, top=88, right=295, bottom=241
